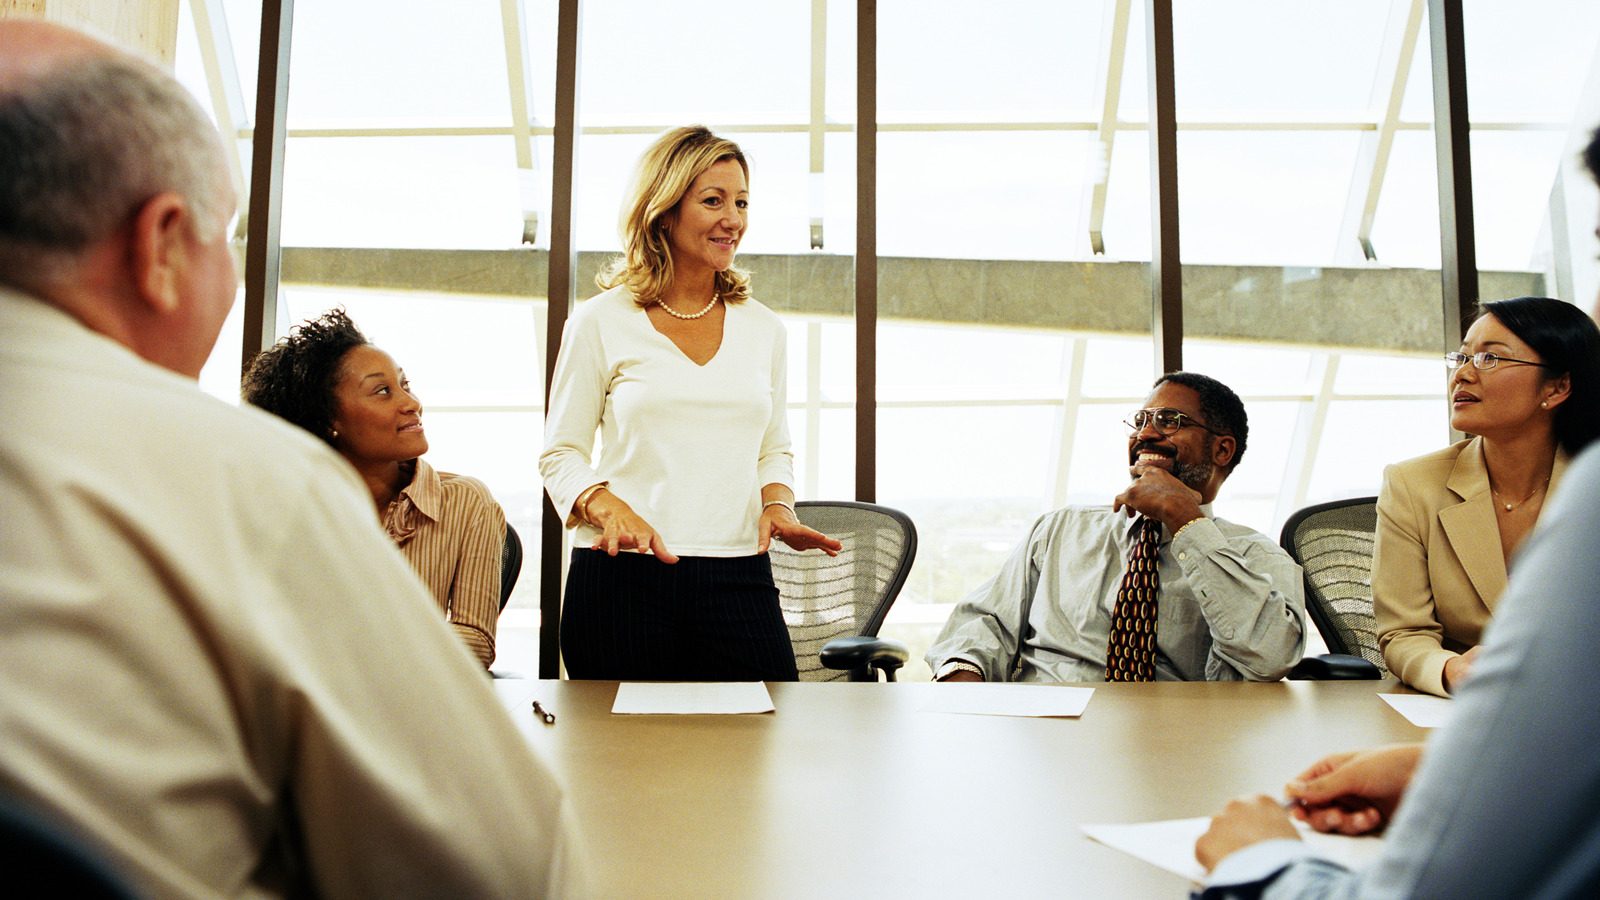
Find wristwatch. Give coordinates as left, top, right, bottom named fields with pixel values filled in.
left=935, top=659, right=983, bottom=681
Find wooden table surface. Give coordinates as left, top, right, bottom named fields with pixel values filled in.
left=495, top=679, right=1428, bottom=899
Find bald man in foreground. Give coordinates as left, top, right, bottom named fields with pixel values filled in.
left=0, top=19, right=579, bottom=898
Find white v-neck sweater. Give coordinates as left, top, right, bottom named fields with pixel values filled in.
left=539, top=286, right=795, bottom=556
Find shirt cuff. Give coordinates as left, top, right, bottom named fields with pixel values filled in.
left=1201, top=839, right=1320, bottom=891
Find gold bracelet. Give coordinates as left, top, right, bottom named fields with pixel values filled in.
left=1172, top=517, right=1203, bottom=541
left=762, top=499, right=795, bottom=515
left=575, top=483, right=608, bottom=525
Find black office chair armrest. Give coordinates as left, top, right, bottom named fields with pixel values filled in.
left=1287, top=653, right=1383, bottom=681
left=820, top=635, right=911, bottom=682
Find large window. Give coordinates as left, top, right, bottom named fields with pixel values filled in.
left=177, top=0, right=1600, bottom=677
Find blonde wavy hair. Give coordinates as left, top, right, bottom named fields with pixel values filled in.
left=597, top=125, right=752, bottom=306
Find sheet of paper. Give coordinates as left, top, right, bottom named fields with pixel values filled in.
left=1082, top=816, right=1384, bottom=884
left=1380, top=693, right=1453, bottom=728
left=918, top=683, right=1094, bottom=718
left=611, top=681, right=776, bottom=715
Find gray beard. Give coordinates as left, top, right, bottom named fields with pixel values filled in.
left=1170, top=457, right=1213, bottom=492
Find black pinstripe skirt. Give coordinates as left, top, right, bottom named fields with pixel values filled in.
left=560, top=549, right=799, bottom=682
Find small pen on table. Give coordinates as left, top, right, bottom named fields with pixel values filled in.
left=531, top=700, right=556, bottom=724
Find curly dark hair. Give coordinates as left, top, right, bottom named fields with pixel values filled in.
left=1152, top=370, right=1249, bottom=473
left=240, top=308, right=370, bottom=447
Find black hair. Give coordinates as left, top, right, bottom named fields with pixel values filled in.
left=1152, top=371, right=1249, bottom=473
left=240, top=308, right=370, bottom=446
left=1479, top=297, right=1600, bottom=456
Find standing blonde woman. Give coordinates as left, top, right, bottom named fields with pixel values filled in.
left=540, top=126, right=840, bottom=681
left=1375, top=295, right=1600, bottom=696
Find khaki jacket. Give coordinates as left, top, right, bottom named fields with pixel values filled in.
left=1373, top=437, right=1567, bottom=696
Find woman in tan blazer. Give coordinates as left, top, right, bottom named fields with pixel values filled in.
left=1375, top=296, right=1600, bottom=696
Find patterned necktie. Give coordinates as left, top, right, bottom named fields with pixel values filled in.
left=1105, top=516, right=1162, bottom=682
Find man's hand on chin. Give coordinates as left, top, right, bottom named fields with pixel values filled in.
left=1113, top=465, right=1204, bottom=533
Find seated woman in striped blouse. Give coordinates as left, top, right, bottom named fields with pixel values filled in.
left=242, top=309, right=505, bottom=668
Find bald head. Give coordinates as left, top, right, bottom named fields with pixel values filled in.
left=0, top=18, right=117, bottom=83
left=0, top=17, right=229, bottom=293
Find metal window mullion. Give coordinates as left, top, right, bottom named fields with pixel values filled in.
left=809, top=0, right=827, bottom=250
left=538, top=0, right=582, bottom=680
left=191, top=0, right=249, bottom=215
left=239, top=0, right=292, bottom=372
left=1337, top=0, right=1424, bottom=264
left=1084, top=0, right=1132, bottom=256
left=1147, top=0, right=1181, bottom=375
left=856, top=0, right=877, bottom=503
left=1047, top=336, right=1089, bottom=509
left=500, top=0, right=540, bottom=244
left=1428, top=0, right=1478, bottom=350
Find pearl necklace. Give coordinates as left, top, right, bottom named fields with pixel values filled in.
left=1492, top=476, right=1550, bottom=512
left=656, top=295, right=719, bottom=320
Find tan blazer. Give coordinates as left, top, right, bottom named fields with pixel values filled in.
left=1373, top=437, right=1567, bottom=696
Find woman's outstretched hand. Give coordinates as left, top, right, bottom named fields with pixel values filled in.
left=758, top=505, right=842, bottom=556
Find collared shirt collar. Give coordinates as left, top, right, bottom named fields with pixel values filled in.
left=383, top=458, right=441, bottom=544
left=1120, top=502, right=1215, bottom=544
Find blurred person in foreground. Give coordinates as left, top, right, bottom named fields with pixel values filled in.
left=1192, top=127, right=1600, bottom=900
left=0, top=18, right=576, bottom=897
left=243, top=308, right=507, bottom=668
left=539, top=125, right=840, bottom=681
left=1374, top=294, right=1600, bottom=695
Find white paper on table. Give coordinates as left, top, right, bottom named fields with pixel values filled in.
left=611, top=681, right=776, bottom=715
left=1082, top=816, right=1384, bottom=884
left=918, top=683, right=1094, bottom=718
left=1380, top=693, right=1454, bottom=728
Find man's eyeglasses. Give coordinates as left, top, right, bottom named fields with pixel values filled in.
left=1444, top=351, right=1557, bottom=372
left=1124, top=407, right=1224, bottom=437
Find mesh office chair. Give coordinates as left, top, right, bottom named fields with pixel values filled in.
left=769, top=501, right=917, bottom=681
left=1281, top=496, right=1386, bottom=679
left=491, top=524, right=524, bottom=679
left=499, top=524, right=523, bottom=613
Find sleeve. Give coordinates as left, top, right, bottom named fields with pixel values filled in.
left=1344, top=451, right=1600, bottom=897
left=263, top=458, right=579, bottom=898
left=444, top=478, right=507, bottom=669
left=923, top=514, right=1046, bottom=681
left=1372, top=463, right=1453, bottom=697
left=1198, top=452, right=1600, bottom=899
left=1194, top=841, right=1359, bottom=900
left=755, top=312, right=795, bottom=491
left=539, top=304, right=610, bottom=527
left=1175, top=520, right=1306, bottom=682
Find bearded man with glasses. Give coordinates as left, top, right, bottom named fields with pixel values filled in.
left=926, top=371, right=1305, bottom=683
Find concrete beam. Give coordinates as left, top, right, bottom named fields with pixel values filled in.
left=279, top=247, right=1542, bottom=354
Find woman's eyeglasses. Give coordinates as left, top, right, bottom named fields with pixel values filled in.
left=1444, top=351, right=1556, bottom=372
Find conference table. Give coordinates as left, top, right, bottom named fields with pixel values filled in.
left=494, top=678, right=1431, bottom=898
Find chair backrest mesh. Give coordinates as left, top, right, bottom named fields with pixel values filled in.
left=769, top=502, right=916, bottom=681
left=499, top=525, right=522, bottom=613
left=1284, top=498, right=1388, bottom=674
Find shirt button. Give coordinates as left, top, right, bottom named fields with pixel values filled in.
left=1177, top=551, right=1187, bottom=561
